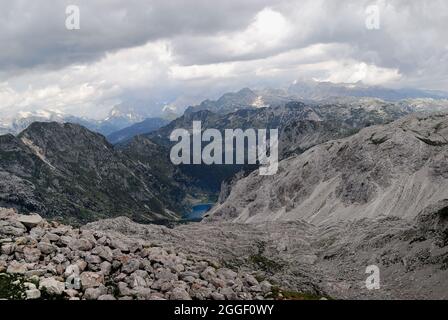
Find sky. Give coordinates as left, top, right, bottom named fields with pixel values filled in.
left=0, top=0, right=447, bottom=119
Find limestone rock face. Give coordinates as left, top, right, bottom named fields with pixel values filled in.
left=206, top=113, right=448, bottom=225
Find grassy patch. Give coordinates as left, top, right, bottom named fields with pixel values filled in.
left=248, top=241, right=284, bottom=274
left=221, top=258, right=244, bottom=271
left=105, top=278, right=120, bottom=298
left=0, top=273, right=26, bottom=300
left=268, top=286, right=329, bottom=300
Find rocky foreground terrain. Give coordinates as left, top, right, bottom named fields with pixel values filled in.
left=1, top=202, right=447, bottom=300
left=0, top=208, right=276, bottom=300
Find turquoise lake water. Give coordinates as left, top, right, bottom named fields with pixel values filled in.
left=183, top=203, right=213, bottom=221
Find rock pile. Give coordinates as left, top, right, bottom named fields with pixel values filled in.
left=0, top=208, right=273, bottom=300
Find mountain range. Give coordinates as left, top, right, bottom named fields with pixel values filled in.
left=287, top=80, right=448, bottom=101
left=2, top=81, right=448, bottom=139
left=0, top=99, right=407, bottom=223
left=184, top=81, right=448, bottom=115
left=1, top=83, right=448, bottom=225
left=0, top=106, right=170, bottom=137
left=1, top=84, right=448, bottom=300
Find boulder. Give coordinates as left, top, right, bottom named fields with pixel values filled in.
left=260, top=280, right=273, bottom=293
left=64, top=289, right=79, bottom=298
left=122, top=258, right=141, bottom=274
left=59, top=236, right=73, bottom=246
left=100, top=261, right=112, bottom=275
left=64, top=264, right=80, bottom=277
left=200, top=266, right=216, bottom=282
left=52, top=254, right=66, bottom=265
left=216, top=268, right=238, bottom=280
left=129, top=273, right=147, bottom=288
left=17, top=214, right=43, bottom=229
left=242, top=274, right=259, bottom=287
left=170, top=287, right=191, bottom=300
left=75, top=260, right=88, bottom=272
left=37, top=242, right=58, bottom=255
left=45, top=233, right=60, bottom=242
left=83, top=287, right=104, bottom=300
left=220, top=287, right=237, bottom=300
left=98, top=294, right=116, bottom=300
left=0, top=221, right=26, bottom=237
left=6, top=261, right=27, bottom=274
left=110, top=239, right=129, bottom=252
left=26, top=289, right=41, bottom=300
left=134, top=287, right=152, bottom=300
left=92, top=245, right=113, bottom=262
left=1, top=243, right=15, bottom=255
left=80, top=272, right=104, bottom=289
left=118, top=282, right=135, bottom=296
left=85, top=254, right=102, bottom=265
left=155, top=268, right=178, bottom=281
left=39, top=277, right=65, bottom=296
left=211, top=292, right=225, bottom=300
left=23, top=246, right=41, bottom=263
left=69, top=239, right=93, bottom=251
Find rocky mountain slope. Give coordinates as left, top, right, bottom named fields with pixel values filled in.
left=148, top=100, right=411, bottom=192
left=206, top=113, right=448, bottom=225
left=155, top=99, right=417, bottom=155
left=184, top=88, right=270, bottom=115
left=151, top=102, right=354, bottom=157
left=0, top=122, right=189, bottom=224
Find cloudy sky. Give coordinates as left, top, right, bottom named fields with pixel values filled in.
left=0, top=0, right=447, bottom=118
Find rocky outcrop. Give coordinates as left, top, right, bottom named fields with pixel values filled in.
left=0, top=208, right=275, bottom=300
left=206, top=113, right=448, bottom=225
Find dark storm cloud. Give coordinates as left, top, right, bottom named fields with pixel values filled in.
left=0, top=0, right=281, bottom=71
left=169, top=0, right=448, bottom=85
left=1, top=0, right=447, bottom=81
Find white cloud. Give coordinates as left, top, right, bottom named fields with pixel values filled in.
left=316, top=61, right=402, bottom=85
left=0, top=41, right=173, bottom=118
left=220, top=8, right=293, bottom=56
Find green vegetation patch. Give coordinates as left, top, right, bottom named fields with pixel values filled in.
left=248, top=241, right=284, bottom=273
left=268, top=286, right=330, bottom=300
left=0, top=273, right=27, bottom=300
